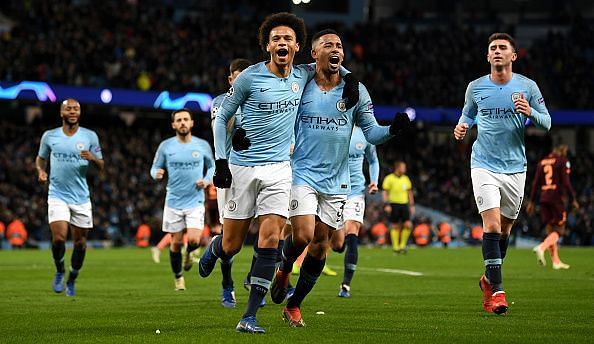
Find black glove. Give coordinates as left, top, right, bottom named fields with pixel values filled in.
left=213, top=159, right=232, bottom=188
left=341, top=73, right=359, bottom=110
left=232, top=128, right=251, bottom=151
left=390, top=112, right=410, bottom=135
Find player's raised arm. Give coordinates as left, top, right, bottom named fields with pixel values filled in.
left=354, top=84, right=393, bottom=145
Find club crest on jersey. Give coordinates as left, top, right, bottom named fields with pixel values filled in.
left=192, top=151, right=200, bottom=158
left=511, top=92, right=523, bottom=101
left=290, top=200, right=299, bottom=210
left=291, top=82, right=299, bottom=93
left=355, top=143, right=364, bottom=150
left=76, top=143, right=85, bottom=150
left=226, top=86, right=234, bottom=97
left=227, top=200, right=237, bottom=212
left=336, top=99, right=347, bottom=112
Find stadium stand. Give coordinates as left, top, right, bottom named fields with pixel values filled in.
left=0, top=1, right=592, bottom=247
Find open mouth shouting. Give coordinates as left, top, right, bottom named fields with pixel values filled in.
left=277, top=48, right=289, bottom=58
left=329, top=55, right=341, bottom=69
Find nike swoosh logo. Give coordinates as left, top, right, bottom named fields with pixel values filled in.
left=301, top=101, right=313, bottom=105
left=480, top=96, right=490, bottom=100
left=260, top=88, right=270, bottom=92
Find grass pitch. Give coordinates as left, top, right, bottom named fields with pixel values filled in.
left=1, top=246, right=592, bottom=343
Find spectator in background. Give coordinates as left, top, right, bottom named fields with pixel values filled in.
left=0, top=219, right=5, bottom=246
left=413, top=220, right=431, bottom=247
left=7, top=216, right=27, bottom=249
left=135, top=223, right=151, bottom=248
left=438, top=222, right=452, bottom=248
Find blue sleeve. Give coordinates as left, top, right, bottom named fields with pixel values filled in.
left=89, top=131, right=103, bottom=160
left=38, top=131, right=50, bottom=159
left=214, top=72, right=251, bottom=159
left=365, top=144, right=380, bottom=184
left=527, top=81, right=551, bottom=131
left=202, top=141, right=215, bottom=183
left=459, top=82, right=477, bottom=127
left=210, top=94, right=224, bottom=121
left=150, top=142, right=166, bottom=180
left=354, top=84, right=392, bottom=145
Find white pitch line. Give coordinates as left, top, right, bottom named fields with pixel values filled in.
left=358, top=267, right=424, bottom=276
left=376, top=268, right=424, bottom=276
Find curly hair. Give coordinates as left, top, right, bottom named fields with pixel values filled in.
left=258, top=12, right=306, bottom=53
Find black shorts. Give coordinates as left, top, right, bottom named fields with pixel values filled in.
left=389, top=203, right=410, bottom=223
left=540, top=201, right=566, bottom=227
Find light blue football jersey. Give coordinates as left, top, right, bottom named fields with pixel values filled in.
left=150, top=136, right=215, bottom=209
left=348, top=127, right=379, bottom=197
left=38, top=127, right=103, bottom=204
left=459, top=73, right=551, bottom=173
left=291, top=80, right=391, bottom=195
left=213, top=62, right=317, bottom=166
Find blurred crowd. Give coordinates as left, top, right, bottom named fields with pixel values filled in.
left=0, top=115, right=591, bottom=248
left=0, top=0, right=593, bottom=109
left=0, top=0, right=592, bottom=247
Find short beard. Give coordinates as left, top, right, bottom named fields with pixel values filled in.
left=64, top=118, right=78, bottom=127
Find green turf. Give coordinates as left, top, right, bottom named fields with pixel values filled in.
left=1, top=246, right=592, bottom=343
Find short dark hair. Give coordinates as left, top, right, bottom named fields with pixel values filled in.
left=311, top=29, right=340, bottom=48
left=171, top=108, right=193, bottom=122
left=229, top=58, right=251, bottom=75
left=258, top=12, right=306, bottom=53
left=488, top=33, right=516, bottom=51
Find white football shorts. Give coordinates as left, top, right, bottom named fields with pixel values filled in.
left=289, top=185, right=347, bottom=230
left=162, top=204, right=205, bottom=233
left=471, top=168, right=526, bottom=220
left=48, top=198, right=93, bottom=229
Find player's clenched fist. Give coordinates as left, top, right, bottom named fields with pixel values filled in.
left=155, top=168, right=165, bottom=180
left=453, top=123, right=469, bottom=140
left=513, top=94, right=531, bottom=117
left=213, top=159, right=232, bottom=188
left=38, top=169, right=48, bottom=184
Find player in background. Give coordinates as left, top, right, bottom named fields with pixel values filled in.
left=36, top=98, right=104, bottom=297
left=270, top=29, right=409, bottom=327
left=150, top=232, right=188, bottom=264
left=330, top=126, right=380, bottom=298
left=150, top=109, right=214, bottom=291
left=198, top=13, right=359, bottom=334
left=453, top=33, right=551, bottom=315
left=211, top=58, right=252, bottom=308
left=526, top=144, right=579, bottom=269
left=382, top=161, right=414, bottom=254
